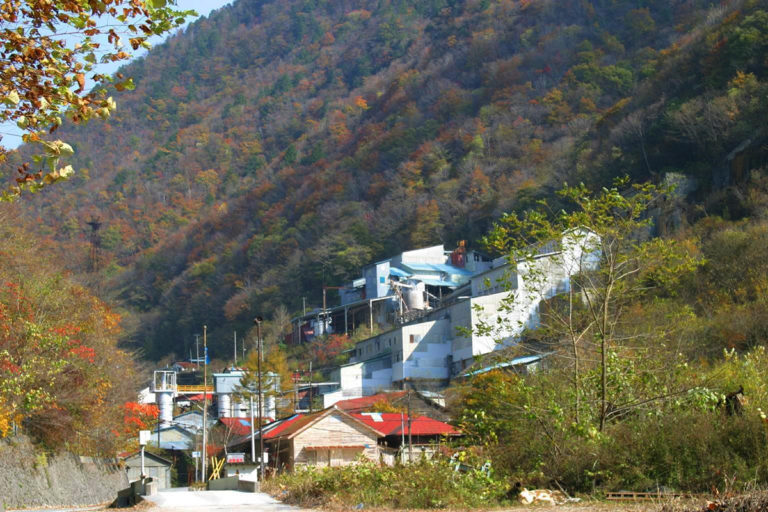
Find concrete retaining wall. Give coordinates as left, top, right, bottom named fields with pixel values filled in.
left=0, top=435, right=128, bottom=509
left=206, top=476, right=257, bottom=492
left=207, top=476, right=239, bottom=491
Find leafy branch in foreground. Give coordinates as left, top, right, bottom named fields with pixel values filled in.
left=0, top=0, right=195, bottom=200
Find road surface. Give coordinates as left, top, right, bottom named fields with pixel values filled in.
left=143, top=488, right=311, bottom=511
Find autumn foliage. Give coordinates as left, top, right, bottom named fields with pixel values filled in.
left=4, top=0, right=768, bottom=366
left=0, top=209, right=142, bottom=453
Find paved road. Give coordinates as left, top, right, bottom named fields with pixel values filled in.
left=143, top=488, right=309, bottom=511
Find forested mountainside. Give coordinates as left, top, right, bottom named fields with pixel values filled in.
left=5, top=0, right=768, bottom=359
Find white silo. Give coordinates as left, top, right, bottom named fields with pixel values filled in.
left=404, top=281, right=427, bottom=310
left=213, top=368, right=246, bottom=418
left=217, top=393, right=232, bottom=418
left=152, top=370, right=177, bottom=428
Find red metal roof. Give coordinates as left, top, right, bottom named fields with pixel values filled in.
left=262, top=408, right=387, bottom=440
left=333, top=391, right=407, bottom=413
left=219, top=417, right=253, bottom=436
left=351, top=413, right=460, bottom=436
left=263, top=414, right=306, bottom=439
left=186, top=393, right=214, bottom=401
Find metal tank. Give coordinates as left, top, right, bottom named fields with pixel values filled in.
left=404, top=281, right=427, bottom=310
left=152, top=370, right=177, bottom=428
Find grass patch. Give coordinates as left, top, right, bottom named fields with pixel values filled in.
left=263, top=458, right=510, bottom=509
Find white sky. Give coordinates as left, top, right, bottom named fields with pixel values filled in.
left=0, top=0, right=235, bottom=149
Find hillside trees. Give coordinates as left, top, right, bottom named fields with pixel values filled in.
left=0, top=209, right=142, bottom=452
left=7, top=0, right=768, bottom=361
left=0, top=0, right=193, bottom=200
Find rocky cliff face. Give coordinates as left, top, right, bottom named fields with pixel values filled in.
left=0, top=435, right=128, bottom=509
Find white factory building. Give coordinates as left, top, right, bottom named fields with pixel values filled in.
left=323, top=229, right=599, bottom=406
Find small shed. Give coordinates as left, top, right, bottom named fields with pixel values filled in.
left=123, top=451, right=172, bottom=490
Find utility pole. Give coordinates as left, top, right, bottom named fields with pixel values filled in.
left=250, top=393, right=255, bottom=464
left=308, top=361, right=313, bottom=414
left=201, top=325, right=208, bottom=483
left=302, top=297, right=306, bottom=316
left=406, top=379, right=413, bottom=463
left=400, top=412, right=405, bottom=464
left=254, top=316, right=265, bottom=482
left=293, top=372, right=299, bottom=413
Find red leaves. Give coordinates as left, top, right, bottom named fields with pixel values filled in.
left=122, top=402, right=159, bottom=431
left=69, top=344, right=96, bottom=363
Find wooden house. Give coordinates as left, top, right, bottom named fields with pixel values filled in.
left=231, top=406, right=385, bottom=473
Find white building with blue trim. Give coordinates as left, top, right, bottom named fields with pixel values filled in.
left=323, top=229, right=600, bottom=405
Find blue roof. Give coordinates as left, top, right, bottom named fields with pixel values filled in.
left=401, top=262, right=439, bottom=272
left=401, top=262, right=473, bottom=276
left=421, top=278, right=460, bottom=288
left=429, top=263, right=474, bottom=276
left=389, top=267, right=412, bottom=278
left=462, top=354, right=546, bottom=377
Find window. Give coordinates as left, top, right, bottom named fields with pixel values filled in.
left=410, top=334, right=415, bottom=344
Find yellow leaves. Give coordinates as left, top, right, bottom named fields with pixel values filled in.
left=354, top=96, right=369, bottom=110
left=0, top=400, right=13, bottom=438
left=3, top=90, right=20, bottom=105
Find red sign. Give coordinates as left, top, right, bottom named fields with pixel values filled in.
left=226, top=453, right=245, bottom=464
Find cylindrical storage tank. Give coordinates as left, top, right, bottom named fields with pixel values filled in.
left=405, top=282, right=426, bottom=310
left=233, top=402, right=246, bottom=418
left=157, top=391, right=173, bottom=427
left=217, top=393, right=231, bottom=418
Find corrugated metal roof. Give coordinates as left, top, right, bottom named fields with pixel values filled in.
left=389, top=267, right=412, bottom=278
left=264, top=408, right=386, bottom=440
left=461, top=354, right=546, bottom=377
left=220, top=417, right=252, bottom=436
left=400, top=262, right=473, bottom=276
left=334, top=391, right=407, bottom=413
left=352, top=413, right=460, bottom=436
left=400, top=262, right=441, bottom=272
left=428, top=263, right=474, bottom=276
left=421, top=278, right=459, bottom=288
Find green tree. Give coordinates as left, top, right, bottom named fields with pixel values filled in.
left=0, top=0, right=194, bottom=200
left=482, top=178, right=699, bottom=431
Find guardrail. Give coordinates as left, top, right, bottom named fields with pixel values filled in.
left=176, top=385, right=214, bottom=393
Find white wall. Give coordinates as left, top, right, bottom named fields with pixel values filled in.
left=395, top=245, right=446, bottom=265
left=393, top=320, right=451, bottom=382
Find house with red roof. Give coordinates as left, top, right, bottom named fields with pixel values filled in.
left=229, top=406, right=385, bottom=472
left=228, top=406, right=460, bottom=471
left=332, top=390, right=451, bottom=422
left=332, top=391, right=407, bottom=413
